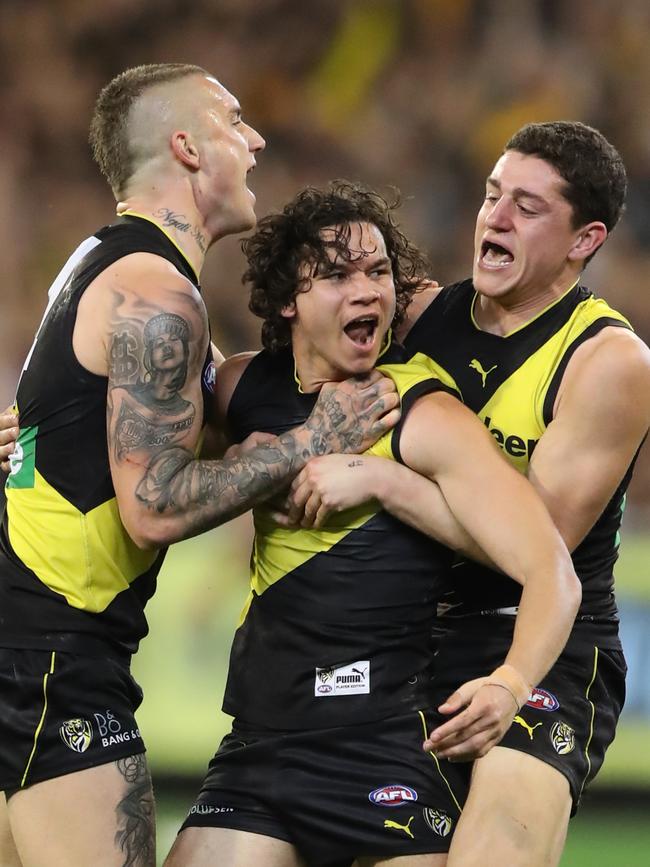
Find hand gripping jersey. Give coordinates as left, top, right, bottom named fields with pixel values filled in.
left=223, top=343, right=460, bottom=729
left=405, top=279, right=636, bottom=639
left=0, top=215, right=214, bottom=657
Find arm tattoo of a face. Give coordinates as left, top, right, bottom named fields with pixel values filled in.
left=109, top=312, right=196, bottom=461
left=114, top=754, right=155, bottom=867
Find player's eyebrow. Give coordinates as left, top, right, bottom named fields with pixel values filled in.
left=229, top=106, right=242, bottom=121
left=317, top=251, right=390, bottom=273
left=363, top=255, right=391, bottom=270
left=486, top=176, right=550, bottom=206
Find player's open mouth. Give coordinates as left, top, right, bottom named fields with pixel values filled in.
left=343, top=315, right=379, bottom=348
left=480, top=239, right=514, bottom=268
left=246, top=164, right=257, bottom=196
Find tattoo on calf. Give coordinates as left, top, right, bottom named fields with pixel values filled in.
left=114, top=754, right=155, bottom=867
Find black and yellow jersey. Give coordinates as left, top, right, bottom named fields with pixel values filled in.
left=0, top=215, right=214, bottom=657
left=223, top=343, right=459, bottom=729
left=405, top=278, right=635, bottom=634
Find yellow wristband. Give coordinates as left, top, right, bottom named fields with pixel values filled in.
left=485, top=664, right=531, bottom=711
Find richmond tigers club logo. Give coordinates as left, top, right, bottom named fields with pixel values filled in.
left=550, top=721, right=576, bottom=755
left=423, top=808, right=453, bottom=837
left=59, top=718, right=93, bottom=753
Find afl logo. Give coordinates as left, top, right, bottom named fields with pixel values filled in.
left=525, top=688, right=559, bottom=712
left=551, top=721, right=576, bottom=755
left=203, top=361, right=216, bottom=394
left=317, top=685, right=333, bottom=694
left=369, top=784, right=418, bottom=807
left=59, top=718, right=93, bottom=753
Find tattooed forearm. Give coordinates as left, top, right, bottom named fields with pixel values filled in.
left=134, top=434, right=301, bottom=534
left=114, top=754, right=155, bottom=867
left=122, top=356, right=396, bottom=543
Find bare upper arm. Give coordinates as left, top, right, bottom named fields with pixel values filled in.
left=75, top=254, right=210, bottom=546
left=398, top=391, right=531, bottom=505
left=397, top=391, right=570, bottom=584
left=529, top=326, right=650, bottom=550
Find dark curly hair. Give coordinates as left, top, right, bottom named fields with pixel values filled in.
left=506, top=122, right=627, bottom=261
left=243, top=181, right=431, bottom=352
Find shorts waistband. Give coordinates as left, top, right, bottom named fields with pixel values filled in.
left=0, top=636, right=132, bottom=664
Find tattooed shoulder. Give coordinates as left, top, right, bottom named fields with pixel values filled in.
left=108, top=308, right=199, bottom=461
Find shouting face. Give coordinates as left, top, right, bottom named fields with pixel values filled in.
left=285, top=221, right=396, bottom=389
left=473, top=150, right=589, bottom=307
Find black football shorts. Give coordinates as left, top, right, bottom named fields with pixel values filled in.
left=430, top=615, right=626, bottom=811
left=0, top=647, right=145, bottom=794
left=180, top=709, right=471, bottom=866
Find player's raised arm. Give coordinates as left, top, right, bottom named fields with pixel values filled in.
left=103, top=269, right=400, bottom=549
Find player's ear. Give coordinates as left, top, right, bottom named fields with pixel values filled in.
left=281, top=301, right=297, bottom=319
left=568, top=221, right=607, bottom=263
left=171, top=131, right=200, bottom=169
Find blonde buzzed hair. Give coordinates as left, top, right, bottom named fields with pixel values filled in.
left=89, top=63, right=207, bottom=197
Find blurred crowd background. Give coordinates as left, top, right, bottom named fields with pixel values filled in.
left=3, top=0, right=650, bottom=505
left=1, top=1, right=649, bottom=859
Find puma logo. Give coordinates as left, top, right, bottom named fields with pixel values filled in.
left=469, top=359, right=497, bottom=387
left=384, top=816, right=415, bottom=839
left=513, top=715, right=543, bottom=740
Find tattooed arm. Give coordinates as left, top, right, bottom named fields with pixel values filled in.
left=88, top=258, right=400, bottom=549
